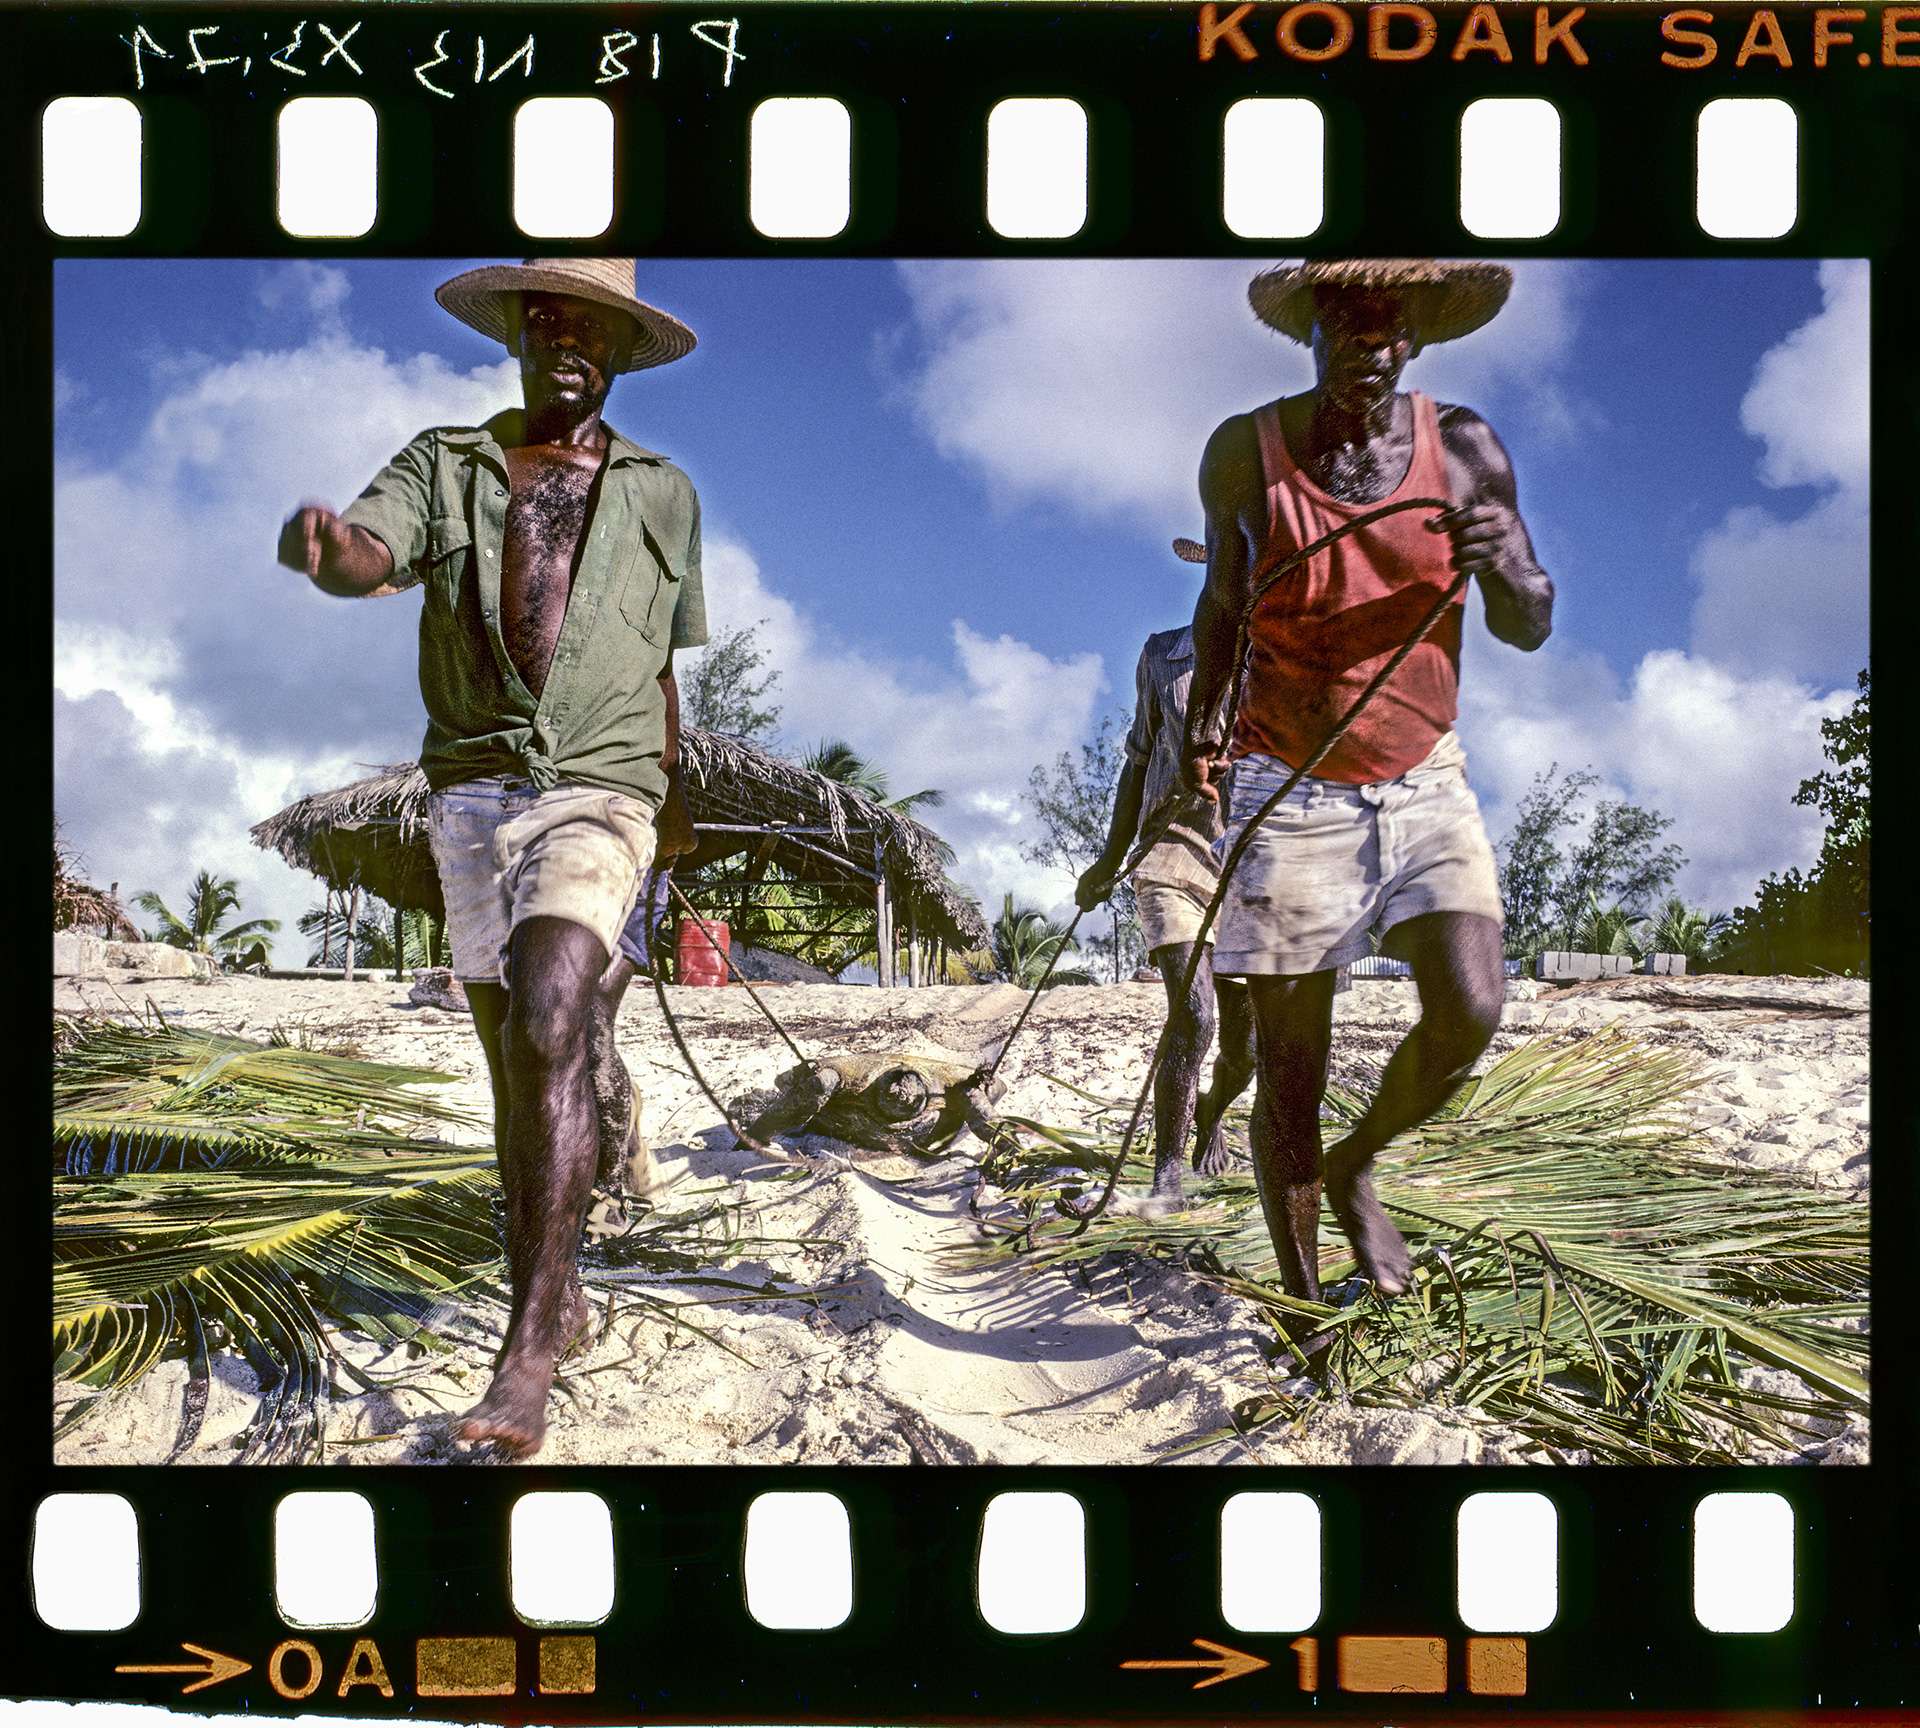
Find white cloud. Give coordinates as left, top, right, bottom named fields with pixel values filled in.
left=1458, top=615, right=1846, bottom=915
left=1688, top=260, right=1868, bottom=688
left=687, top=536, right=1107, bottom=919
left=889, top=258, right=1592, bottom=532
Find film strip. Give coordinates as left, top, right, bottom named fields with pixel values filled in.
left=10, top=2, right=1916, bottom=1722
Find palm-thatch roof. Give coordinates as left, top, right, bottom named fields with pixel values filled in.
left=52, top=835, right=139, bottom=940
left=249, top=729, right=988, bottom=953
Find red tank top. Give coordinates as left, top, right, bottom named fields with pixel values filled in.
left=1234, top=392, right=1461, bottom=784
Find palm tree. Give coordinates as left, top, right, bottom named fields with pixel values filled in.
left=134, top=870, right=279, bottom=961
left=1567, top=893, right=1646, bottom=960
left=1642, top=895, right=1730, bottom=966
left=991, top=894, right=1092, bottom=988
left=802, top=739, right=952, bottom=847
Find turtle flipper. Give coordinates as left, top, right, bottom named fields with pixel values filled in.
left=737, top=1063, right=841, bottom=1151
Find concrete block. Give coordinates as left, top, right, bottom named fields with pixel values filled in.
left=104, top=941, right=198, bottom=978
left=1535, top=951, right=1634, bottom=981
left=1642, top=952, right=1688, bottom=976
left=53, top=932, right=106, bottom=976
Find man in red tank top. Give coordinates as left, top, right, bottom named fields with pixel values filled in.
left=1181, top=260, right=1555, bottom=1310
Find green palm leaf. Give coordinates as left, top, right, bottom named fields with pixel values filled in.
left=971, top=1030, right=1867, bottom=1464
left=52, top=1017, right=787, bottom=1462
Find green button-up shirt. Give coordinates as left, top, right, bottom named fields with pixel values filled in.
left=341, top=409, right=708, bottom=808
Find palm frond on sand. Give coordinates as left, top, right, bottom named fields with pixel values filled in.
left=52, top=1017, right=802, bottom=1462
left=971, top=1032, right=1867, bottom=1465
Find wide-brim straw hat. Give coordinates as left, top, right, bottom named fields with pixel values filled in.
left=1172, top=537, right=1206, bottom=565
left=434, top=258, right=697, bottom=374
left=1248, top=259, right=1513, bottom=346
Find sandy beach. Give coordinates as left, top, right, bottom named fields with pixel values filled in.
left=53, top=969, right=1869, bottom=1467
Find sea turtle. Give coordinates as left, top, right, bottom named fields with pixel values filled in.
left=737, top=1051, right=1006, bottom=1159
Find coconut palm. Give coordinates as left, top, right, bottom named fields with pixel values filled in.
left=991, top=894, right=1092, bottom=988
left=299, top=896, right=442, bottom=970
left=1642, top=895, right=1730, bottom=965
left=1566, top=893, right=1645, bottom=959
left=134, top=870, right=279, bottom=961
left=801, top=739, right=952, bottom=851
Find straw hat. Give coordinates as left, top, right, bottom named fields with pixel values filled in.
left=1172, top=537, right=1206, bottom=565
left=1248, top=259, right=1513, bottom=346
left=434, top=258, right=697, bottom=374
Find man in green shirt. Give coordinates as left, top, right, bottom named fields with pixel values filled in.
left=277, top=258, right=707, bottom=1457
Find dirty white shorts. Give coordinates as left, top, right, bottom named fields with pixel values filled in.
left=426, top=777, right=657, bottom=984
left=1132, top=877, right=1214, bottom=953
left=1213, top=731, right=1503, bottom=977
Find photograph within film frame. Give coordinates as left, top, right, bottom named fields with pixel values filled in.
left=9, top=1, right=1915, bottom=1722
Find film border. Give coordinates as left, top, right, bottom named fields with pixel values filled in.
left=5, top=2, right=1915, bottom=1720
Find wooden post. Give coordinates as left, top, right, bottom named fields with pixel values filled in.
left=393, top=907, right=406, bottom=982
left=907, top=901, right=921, bottom=988
left=872, top=839, right=893, bottom=987
left=320, top=887, right=334, bottom=967
left=343, top=885, right=360, bottom=982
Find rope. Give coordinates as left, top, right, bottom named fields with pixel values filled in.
left=648, top=958, right=767, bottom=1152
left=1065, top=558, right=1471, bottom=1233
left=982, top=496, right=1449, bottom=1092
left=664, top=877, right=811, bottom=1064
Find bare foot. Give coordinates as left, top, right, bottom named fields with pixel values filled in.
left=1324, top=1159, right=1412, bottom=1295
left=453, top=1356, right=555, bottom=1458
left=1193, top=1124, right=1234, bottom=1177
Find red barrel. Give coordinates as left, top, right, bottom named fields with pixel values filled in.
left=674, top=917, right=731, bottom=987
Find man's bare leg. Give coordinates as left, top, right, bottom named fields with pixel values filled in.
left=1322, top=911, right=1505, bottom=1296
left=1244, top=972, right=1338, bottom=1302
left=1147, top=940, right=1218, bottom=1207
left=462, top=982, right=525, bottom=1363
left=1192, top=976, right=1258, bottom=1175
left=455, top=916, right=608, bottom=1456
left=587, top=951, right=643, bottom=1191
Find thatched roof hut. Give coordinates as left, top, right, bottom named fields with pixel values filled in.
left=249, top=729, right=989, bottom=974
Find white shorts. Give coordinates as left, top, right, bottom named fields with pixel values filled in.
left=426, top=777, right=657, bottom=984
left=1132, top=878, right=1213, bottom=953
left=1213, top=732, right=1504, bottom=977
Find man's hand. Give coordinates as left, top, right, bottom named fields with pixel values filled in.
left=656, top=776, right=696, bottom=861
left=278, top=504, right=350, bottom=582
left=1429, top=502, right=1512, bottom=581
left=277, top=503, right=394, bottom=595
left=1074, top=858, right=1121, bottom=913
left=1180, top=739, right=1232, bottom=805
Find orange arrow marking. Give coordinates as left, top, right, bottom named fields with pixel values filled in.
left=1121, top=1637, right=1270, bottom=1690
left=116, top=1641, right=253, bottom=1695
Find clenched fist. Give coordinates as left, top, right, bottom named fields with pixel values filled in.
left=276, top=504, right=393, bottom=595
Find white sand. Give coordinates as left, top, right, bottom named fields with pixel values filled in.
left=53, top=969, right=1868, bottom=1466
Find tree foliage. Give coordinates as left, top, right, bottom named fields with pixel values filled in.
left=1023, top=715, right=1144, bottom=979
left=1718, top=669, right=1870, bottom=976
left=678, top=619, right=784, bottom=741
left=991, top=895, right=1092, bottom=989
left=135, top=870, right=280, bottom=961
left=1495, top=767, right=1686, bottom=959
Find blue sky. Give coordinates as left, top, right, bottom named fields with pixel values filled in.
left=54, top=258, right=1868, bottom=954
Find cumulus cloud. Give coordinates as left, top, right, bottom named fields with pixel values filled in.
left=1458, top=614, right=1845, bottom=914
left=889, top=258, right=1592, bottom=531
left=688, top=537, right=1106, bottom=916
left=1689, top=260, right=1868, bottom=687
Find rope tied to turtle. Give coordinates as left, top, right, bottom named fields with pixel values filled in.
left=645, top=493, right=1460, bottom=1195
